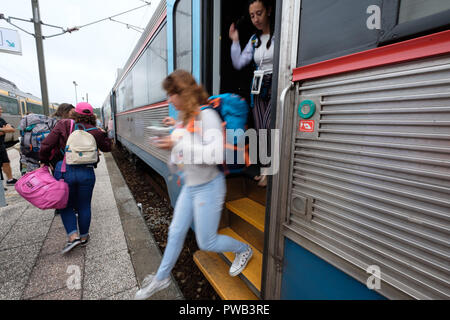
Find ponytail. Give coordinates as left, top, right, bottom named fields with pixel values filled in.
left=254, top=29, right=274, bottom=50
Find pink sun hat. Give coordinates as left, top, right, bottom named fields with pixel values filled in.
left=75, top=102, right=94, bottom=115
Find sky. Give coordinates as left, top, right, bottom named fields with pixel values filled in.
left=0, top=0, right=161, bottom=108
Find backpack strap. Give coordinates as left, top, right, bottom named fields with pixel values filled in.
left=250, top=34, right=260, bottom=108
left=251, top=34, right=258, bottom=50
left=74, top=123, right=98, bottom=132
left=74, top=123, right=86, bottom=131
left=61, top=120, right=74, bottom=174
left=251, top=34, right=259, bottom=70
left=200, top=104, right=211, bottom=112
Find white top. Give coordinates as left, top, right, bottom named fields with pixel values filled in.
left=231, top=34, right=274, bottom=73
left=169, top=109, right=223, bottom=186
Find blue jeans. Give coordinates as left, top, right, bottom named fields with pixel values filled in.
left=156, top=173, right=248, bottom=281
left=54, top=161, right=96, bottom=238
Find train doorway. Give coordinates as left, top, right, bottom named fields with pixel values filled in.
left=218, top=0, right=255, bottom=105
left=192, top=0, right=279, bottom=299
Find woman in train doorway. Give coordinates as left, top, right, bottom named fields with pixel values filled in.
left=134, top=70, right=253, bottom=300
left=229, top=0, right=275, bottom=187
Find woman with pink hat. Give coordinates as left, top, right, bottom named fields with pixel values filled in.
left=40, top=102, right=112, bottom=254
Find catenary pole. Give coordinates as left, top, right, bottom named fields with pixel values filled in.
left=31, top=0, right=50, bottom=116
left=73, top=81, right=78, bottom=104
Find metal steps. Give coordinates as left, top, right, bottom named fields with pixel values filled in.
left=226, top=198, right=265, bottom=232
left=193, top=250, right=259, bottom=300
left=218, top=227, right=262, bottom=296
left=193, top=186, right=266, bottom=300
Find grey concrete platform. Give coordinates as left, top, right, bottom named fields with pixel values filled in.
left=0, top=147, right=183, bottom=300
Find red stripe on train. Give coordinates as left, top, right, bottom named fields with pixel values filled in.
left=116, top=101, right=169, bottom=116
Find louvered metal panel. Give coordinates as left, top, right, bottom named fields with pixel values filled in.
left=288, top=54, right=450, bottom=299
left=116, top=106, right=170, bottom=163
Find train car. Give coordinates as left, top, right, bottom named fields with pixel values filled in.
left=0, top=77, right=58, bottom=145
left=107, top=0, right=450, bottom=300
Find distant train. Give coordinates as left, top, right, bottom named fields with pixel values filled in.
left=0, top=77, right=58, bottom=145
left=103, top=0, right=450, bottom=300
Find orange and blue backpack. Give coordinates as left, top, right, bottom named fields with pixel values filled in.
left=200, top=93, right=251, bottom=174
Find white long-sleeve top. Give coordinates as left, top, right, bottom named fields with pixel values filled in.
left=169, top=108, right=224, bottom=186
left=230, top=34, right=274, bottom=73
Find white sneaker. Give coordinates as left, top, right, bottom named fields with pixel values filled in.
left=141, top=273, right=155, bottom=288
left=229, top=246, right=253, bottom=277
left=134, top=275, right=170, bottom=300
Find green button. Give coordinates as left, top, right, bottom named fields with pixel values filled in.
left=298, top=100, right=316, bottom=119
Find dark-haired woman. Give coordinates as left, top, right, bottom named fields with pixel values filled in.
left=40, top=102, right=112, bottom=254
left=229, top=0, right=274, bottom=187
left=52, top=103, right=75, bottom=120
left=134, top=70, right=252, bottom=300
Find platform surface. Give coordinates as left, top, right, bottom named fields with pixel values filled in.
left=0, top=146, right=183, bottom=300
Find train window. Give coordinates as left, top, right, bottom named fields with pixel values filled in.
left=116, top=78, right=126, bottom=113
left=116, top=85, right=124, bottom=113
left=0, top=95, right=19, bottom=115
left=174, top=0, right=192, bottom=72
left=27, top=103, right=43, bottom=114
left=117, top=73, right=134, bottom=113
left=147, top=24, right=168, bottom=104
left=297, top=0, right=382, bottom=66
left=132, top=51, right=149, bottom=108
left=297, top=0, right=450, bottom=66
left=398, top=0, right=450, bottom=24
left=379, top=0, right=450, bottom=44
left=123, top=74, right=134, bottom=111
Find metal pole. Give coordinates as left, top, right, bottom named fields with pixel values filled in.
left=86, top=93, right=88, bottom=103
left=73, top=81, right=78, bottom=104
left=31, top=0, right=50, bottom=116
left=0, top=169, right=6, bottom=207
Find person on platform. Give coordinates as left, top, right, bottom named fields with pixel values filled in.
left=0, top=105, right=18, bottom=185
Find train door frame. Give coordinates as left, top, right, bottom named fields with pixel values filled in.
left=211, top=0, right=221, bottom=96
left=110, top=90, right=117, bottom=142
left=200, top=0, right=227, bottom=96
left=199, top=0, right=284, bottom=299
left=264, top=0, right=300, bottom=300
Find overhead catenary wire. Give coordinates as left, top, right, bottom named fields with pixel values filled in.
left=0, top=1, right=151, bottom=39
left=109, top=18, right=144, bottom=33
left=1, top=16, right=35, bottom=37
left=74, top=3, right=151, bottom=30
